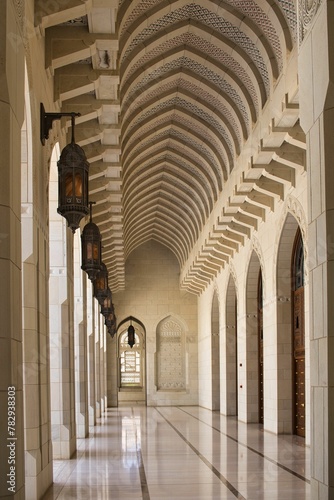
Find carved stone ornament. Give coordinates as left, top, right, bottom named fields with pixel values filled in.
left=299, top=0, right=322, bottom=41
left=228, top=262, right=238, bottom=295
left=13, top=0, right=25, bottom=34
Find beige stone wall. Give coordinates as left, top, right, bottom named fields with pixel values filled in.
left=198, top=176, right=309, bottom=439
left=299, top=2, right=334, bottom=496
left=1, top=1, right=333, bottom=498
left=0, top=1, right=27, bottom=498
left=110, top=240, right=198, bottom=406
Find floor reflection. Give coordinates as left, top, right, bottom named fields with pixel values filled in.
left=43, top=406, right=310, bottom=500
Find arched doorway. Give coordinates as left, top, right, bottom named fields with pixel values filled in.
left=245, top=251, right=262, bottom=423
left=117, top=317, right=146, bottom=404
left=276, top=213, right=308, bottom=436
left=225, top=275, right=238, bottom=416
left=258, top=270, right=264, bottom=425
left=211, top=291, right=220, bottom=410
left=292, top=229, right=305, bottom=437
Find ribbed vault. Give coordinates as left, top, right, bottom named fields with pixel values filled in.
left=119, top=0, right=295, bottom=266
left=37, top=0, right=300, bottom=293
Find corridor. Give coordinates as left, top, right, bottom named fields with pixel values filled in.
left=43, top=406, right=310, bottom=500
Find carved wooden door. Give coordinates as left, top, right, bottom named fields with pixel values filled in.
left=293, top=286, right=305, bottom=437
left=292, top=230, right=305, bottom=437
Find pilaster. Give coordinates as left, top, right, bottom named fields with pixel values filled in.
left=0, top=1, right=25, bottom=497
left=299, top=1, right=334, bottom=496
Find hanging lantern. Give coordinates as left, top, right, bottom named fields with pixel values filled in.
left=81, top=202, right=102, bottom=281
left=93, top=262, right=108, bottom=304
left=105, top=308, right=116, bottom=338
left=100, top=288, right=113, bottom=318
left=105, top=310, right=115, bottom=325
left=107, top=321, right=116, bottom=338
left=40, top=105, right=89, bottom=233
left=57, top=115, right=89, bottom=232
left=105, top=312, right=116, bottom=331
left=127, top=324, right=135, bottom=348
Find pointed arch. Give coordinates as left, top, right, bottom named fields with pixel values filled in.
left=224, top=274, right=238, bottom=416
left=117, top=316, right=146, bottom=403
left=117, top=315, right=147, bottom=335
left=245, top=250, right=263, bottom=423
left=276, top=212, right=308, bottom=437
left=211, top=289, right=220, bottom=410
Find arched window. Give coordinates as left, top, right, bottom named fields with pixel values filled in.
left=119, top=330, right=142, bottom=387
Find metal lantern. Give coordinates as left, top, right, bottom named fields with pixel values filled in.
left=127, top=324, right=135, bottom=348
left=57, top=115, right=89, bottom=232
left=107, top=322, right=116, bottom=338
left=105, top=313, right=116, bottom=332
left=81, top=202, right=102, bottom=281
left=93, top=262, right=108, bottom=304
left=105, top=308, right=116, bottom=338
left=40, top=105, right=89, bottom=233
left=100, top=288, right=113, bottom=318
left=105, top=310, right=116, bottom=326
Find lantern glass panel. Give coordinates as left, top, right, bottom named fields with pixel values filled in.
left=95, top=275, right=104, bottom=289
left=93, top=243, right=99, bottom=260
left=93, top=263, right=108, bottom=303
left=75, top=173, right=82, bottom=196
left=81, top=219, right=102, bottom=281
left=100, top=289, right=113, bottom=317
left=57, top=141, right=89, bottom=232
left=65, top=173, right=73, bottom=196
left=103, top=295, right=111, bottom=309
left=87, top=242, right=92, bottom=260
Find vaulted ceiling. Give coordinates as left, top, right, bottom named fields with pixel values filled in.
left=37, top=0, right=303, bottom=294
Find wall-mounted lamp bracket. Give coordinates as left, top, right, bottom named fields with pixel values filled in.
left=40, top=103, right=81, bottom=145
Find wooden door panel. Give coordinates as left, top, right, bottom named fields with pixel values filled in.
left=293, top=287, right=305, bottom=437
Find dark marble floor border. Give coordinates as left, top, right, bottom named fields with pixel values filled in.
left=155, top=408, right=246, bottom=500
left=131, top=407, right=151, bottom=500
left=178, top=406, right=310, bottom=484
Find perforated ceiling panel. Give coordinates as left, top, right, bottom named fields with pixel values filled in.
left=42, top=0, right=296, bottom=290
left=118, top=0, right=294, bottom=266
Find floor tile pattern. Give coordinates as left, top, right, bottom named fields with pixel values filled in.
left=43, top=406, right=310, bottom=500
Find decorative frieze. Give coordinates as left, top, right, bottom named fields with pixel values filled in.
left=299, top=0, right=322, bottom=41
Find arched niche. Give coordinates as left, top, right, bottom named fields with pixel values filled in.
left=156, top=315, right=186, bottom=391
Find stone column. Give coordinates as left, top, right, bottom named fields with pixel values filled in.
left=221, top=277, right=237, bottom=416
left=22, top=222, right=54, bottom=498
left=87, top=281, right=96, bottom=429
left=104, top=329, right=108, bottom=410
left=49, top=214, right=76, bottom=459
left=299, top=2, right=334, bottom=497
left=73, top=234, right=88, bottom=438
left=107, top=331, right=118, bottom=407
left=100, top=320, right=105, bottom=414
left=95, top=300, right=101, bottom=418
left=0, top=1, right=25, bottom=497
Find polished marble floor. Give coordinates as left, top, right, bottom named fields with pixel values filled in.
left=43, top=406, right=310, bottom=500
